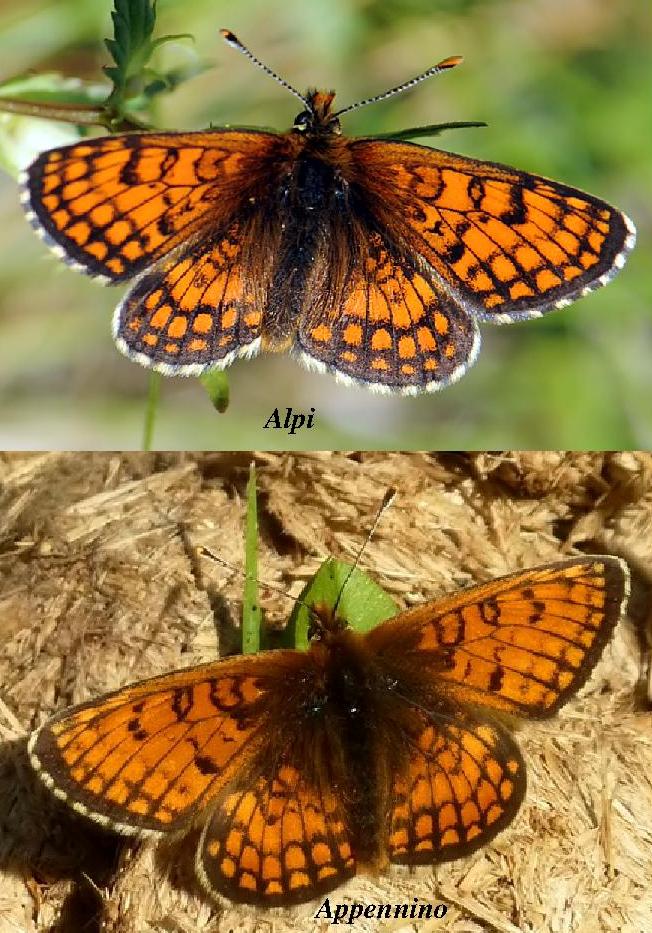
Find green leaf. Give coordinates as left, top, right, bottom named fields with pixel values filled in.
left=103, top=0, right=198, bottom=119
left=371, top=120, right=487, bottom=141
left=103, top=0, right=157, bottom=105
left=0, top=73, right=107, bottom=106
left=150, top=33, right=195, bottom=53
left=242, top=462, right=262, bottom=655
left=283, top=559, right=398, bottom=651
left=199, top=371, right=230, bottom=413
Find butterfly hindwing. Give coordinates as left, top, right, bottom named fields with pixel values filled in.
left=388, top=707, right=525, bottom=864
left=197, top=761, right=356, bottom=906
left=296, top=226, right=481, bottom=393
left=351, top=140, right=636, bottom=322
left=114, top=224, right=268, bottom=372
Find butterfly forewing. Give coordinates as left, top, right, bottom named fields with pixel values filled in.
left=367, top=557, right=628, bottom=718
left=351, top=141, right=635, bottom=322
left=22, top=131, right=290, bottom=283
left=28, top=653, right=298, bottom=834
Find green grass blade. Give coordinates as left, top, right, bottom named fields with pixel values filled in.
left=242, top=462, right=262, bottom=655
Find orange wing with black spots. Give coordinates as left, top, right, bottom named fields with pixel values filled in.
left=388, top=710, right=525, bottom=864
left=22, top=131, right=289, bottom=283
left=114, top=224, right=268, bottom=372
left=28, top=653, right=298, bottom=834
left=352, top=141, right=636, bottom=321
left=28, top=554, right=627, bottom=908
left=297, top=229, right=480, bottom=392
left=197, top=762, right=355, bottom=906
left=368, top=557, right=629, bottom=718
left=21, top=38, right=636, bottom=394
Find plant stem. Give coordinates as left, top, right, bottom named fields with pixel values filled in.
left=142, top=371, right=161, bottom=450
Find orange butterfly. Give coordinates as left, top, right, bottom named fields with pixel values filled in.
left=29, top=556, right=628, bottom=906
left=20, top=31, right=635, bottom=394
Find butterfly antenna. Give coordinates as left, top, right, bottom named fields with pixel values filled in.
left=198, top=546, right=315, bottom=616
left=331, top=487, right=396, bottom=620
left=334, top=55, right=463, bottom=118
left=220, top=29, right=310, bottom=108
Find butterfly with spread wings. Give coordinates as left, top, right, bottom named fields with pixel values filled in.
left=29, top=556, right=628, bottom=906
left=21, top=31, right=635, bottom=394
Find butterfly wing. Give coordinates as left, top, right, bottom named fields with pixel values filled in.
left=113, top=222, right=268, bottom=372
left=21, top=130, right=290, bottom=283
left=366, top=557, right=628, bottom=718
left=349, top=140, right=636, bottom=321
left=28, top=652, right=302, bottom=835
left=197, top=761, right=355, bottom=906
left=295, top=225, right=480, bottom=393
left=388, top=707, right=525, bottom=864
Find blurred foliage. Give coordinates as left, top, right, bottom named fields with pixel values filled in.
left=0, top=0, right=649, bottom=449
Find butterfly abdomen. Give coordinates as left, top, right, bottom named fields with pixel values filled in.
left=306, top=632, right=397, bottom=867
left=262, top=153, right=350, bottom=350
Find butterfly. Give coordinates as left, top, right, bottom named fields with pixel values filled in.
left=20, top=31, right=635, bottom=395
left=28, top=555, right=628, bottom=907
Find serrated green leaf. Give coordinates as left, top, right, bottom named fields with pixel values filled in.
left=283, top=560, right=398, bottom=651
left=104, top=0, right=158, bottom=100
left=103, top=0, right=197, bottom=119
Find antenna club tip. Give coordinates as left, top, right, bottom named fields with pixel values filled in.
left=381, top=487, right=397, bottom=508
left=220, top=28, right=239, bottom=45
left=439, top=55, right=463, bottom=69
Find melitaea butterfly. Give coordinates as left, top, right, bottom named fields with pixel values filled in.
left=29, top=555, right=628, bottom=906
left=20, top=31, right=635, bottom=394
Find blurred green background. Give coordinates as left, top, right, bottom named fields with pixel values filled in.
left=0, top=0, right=649, bottom=450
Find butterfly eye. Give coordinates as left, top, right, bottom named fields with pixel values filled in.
left=326, top=115, right=342, bottom=135
left=293, top=110, right=312, bottom=130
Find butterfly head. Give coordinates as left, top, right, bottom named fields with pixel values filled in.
left=306, top=600, right=348, bottom=642
left=293, top=90, right=341, bottom=136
